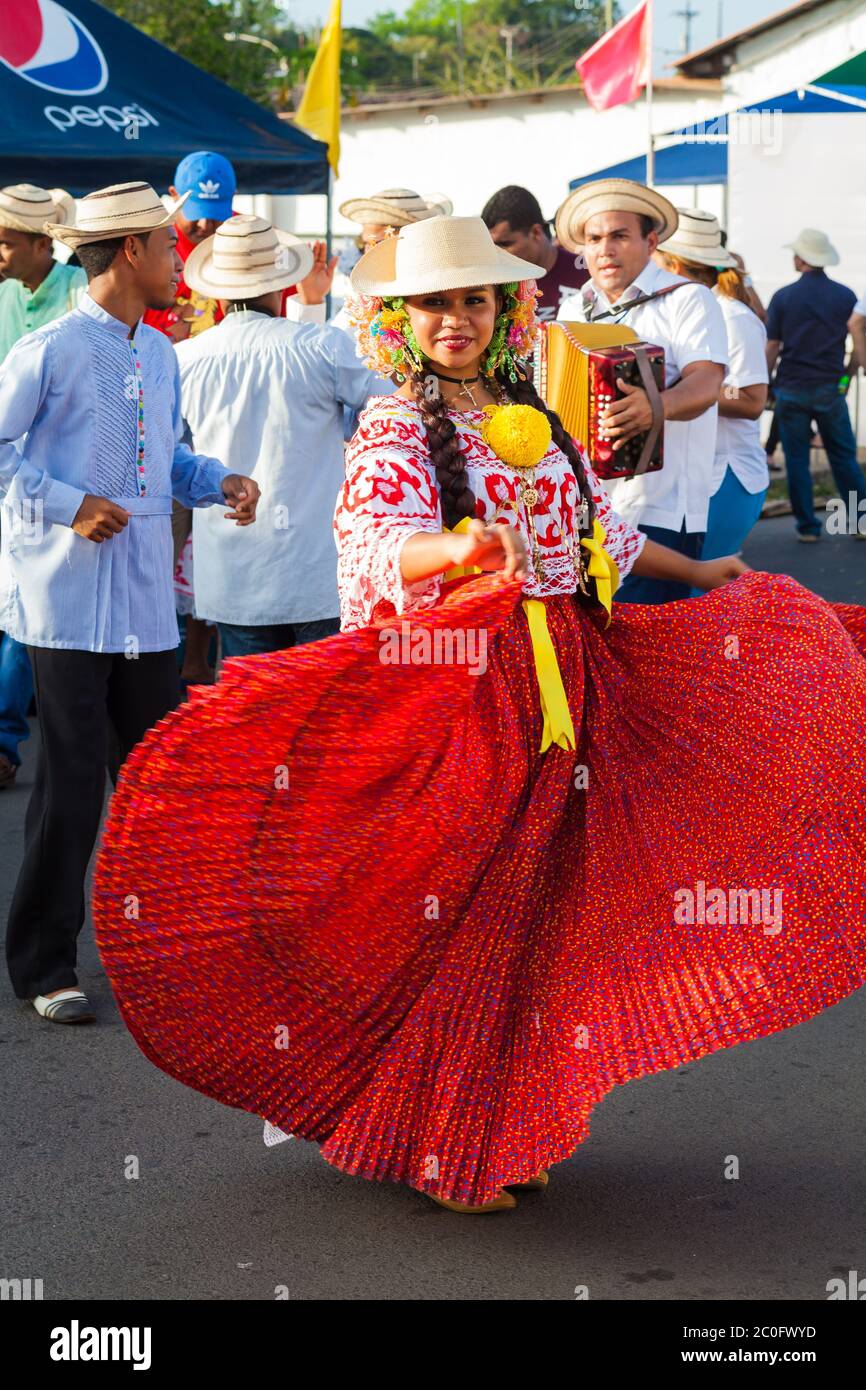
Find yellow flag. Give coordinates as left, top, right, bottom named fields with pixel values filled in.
left=295, top=0, right=341, bottom=175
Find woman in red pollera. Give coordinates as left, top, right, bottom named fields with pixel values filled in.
left=94, top=216, right=866, bottom=1212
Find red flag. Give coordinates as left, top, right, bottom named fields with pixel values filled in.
left=576, top=0, right=650, bottom=112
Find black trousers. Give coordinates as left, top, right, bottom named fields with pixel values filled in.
left=5, top=647, right=180, bottom=999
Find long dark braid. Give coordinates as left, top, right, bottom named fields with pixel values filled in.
left=408, top=366, right=476, bottom=529
left=497, top=366, right=597, bottom=540
left=407, top=359, right=597, bottom=544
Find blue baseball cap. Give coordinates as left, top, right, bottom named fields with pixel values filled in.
left=173, top=151, right=236, bottom=222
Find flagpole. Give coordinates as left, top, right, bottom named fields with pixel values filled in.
left=646, top=0, right=654, bottom=187
left=325, top=168, right=333, bottom=319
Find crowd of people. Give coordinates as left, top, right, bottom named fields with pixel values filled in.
left=1, top=156, right=865, bottom=1212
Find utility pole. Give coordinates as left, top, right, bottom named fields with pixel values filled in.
left=672, top=4, right=699, bottom=54
left=500, top=25, right=521, bottom=91
left=717, top=0, right=725, bottom=39
left=456, top=0, right=465, bottom=93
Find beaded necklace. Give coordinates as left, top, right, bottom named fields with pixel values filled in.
left=130, top=336, right=146, bottom=497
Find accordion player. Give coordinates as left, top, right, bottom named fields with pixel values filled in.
left=536, top=321, right=666, bottom=480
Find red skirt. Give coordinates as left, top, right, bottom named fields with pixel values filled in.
left=93, top=572, right=866, bottom=1205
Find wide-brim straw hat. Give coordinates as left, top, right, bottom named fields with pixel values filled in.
left=184, top=214, right=314, bottom=299
left=785, top=228, right=839, bottom=267
left=339, top=187, right=451, bottom=227
left=45, top=181, right=191, bottom=248
left=659, top=208, right=737, bottom=269
left=0, top=183, right=76, bottom=235
left=350, top=215, right=546, bottom=296
left=555, top=178, right=679, bottom=251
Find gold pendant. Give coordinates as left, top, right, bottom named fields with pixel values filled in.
left=520, top=483, right=539, bottom=509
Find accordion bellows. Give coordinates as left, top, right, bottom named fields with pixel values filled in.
left=537, top=322, right=666, bottom=480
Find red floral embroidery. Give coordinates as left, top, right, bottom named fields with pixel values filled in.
left=335, top=396, right=646, bottom=629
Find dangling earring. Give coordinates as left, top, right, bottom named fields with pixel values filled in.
left=401, top=316, right=427, bottom=374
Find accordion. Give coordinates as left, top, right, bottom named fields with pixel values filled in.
left=536, top=322, right=666, bottom=480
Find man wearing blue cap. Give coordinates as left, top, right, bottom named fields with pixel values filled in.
left=145, top=152, right=237, bottom=343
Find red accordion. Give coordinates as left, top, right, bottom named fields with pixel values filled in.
left=536, top=321, right=666, bottom=480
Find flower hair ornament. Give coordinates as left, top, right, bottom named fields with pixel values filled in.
left=346, top=279, right=542, bottom=383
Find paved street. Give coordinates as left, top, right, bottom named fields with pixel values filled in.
left=1, top=516, right=864, bottom=1302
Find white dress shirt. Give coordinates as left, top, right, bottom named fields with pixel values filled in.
left=176, top=311, right=384, bottom=625
left=558, top=261, right=728, bottom=534
left=713, top=293, right=770, bottom=496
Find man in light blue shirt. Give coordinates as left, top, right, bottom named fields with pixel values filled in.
left=0, top=184, right=87, bottom=789
left=0, top=181, right=260, bottom=1025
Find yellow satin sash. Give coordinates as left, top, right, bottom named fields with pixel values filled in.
left=521, top=597, right=576, bottom=751
left=443, top=515, right=620, bottom=753
left=580, top=518, right=620, bottom=628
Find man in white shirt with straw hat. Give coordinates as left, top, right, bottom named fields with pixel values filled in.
left=556, top=178, right=728, bottom=604
left=176, top=214, right=383, bottom=657
left=0, top=180, right=259, bottom=1025
left=318, top=188, right=453, bottom=334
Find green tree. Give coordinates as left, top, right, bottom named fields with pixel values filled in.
left=104, top=0, right=617, bottom=108
left=367, top=0, right=613, bottom=96
left=101, top=0, right=295, bottom=107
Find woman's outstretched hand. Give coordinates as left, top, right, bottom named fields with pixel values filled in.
left=448, top=519, right=529, bottom=582
left=692, top=555, right=751, bottom=590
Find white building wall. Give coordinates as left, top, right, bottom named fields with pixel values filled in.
left=237, top=84, right=724, bottom=238
left=726, top=0, right=866, bottom=106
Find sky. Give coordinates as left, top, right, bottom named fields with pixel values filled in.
left=286, top=0, right=792, bottom=75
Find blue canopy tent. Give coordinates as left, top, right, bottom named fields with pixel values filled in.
left=568, top=84, right=866, bottom=189
left=0, top=0, right=328, bottom=194
left=569, top=141, right=727, bottom=188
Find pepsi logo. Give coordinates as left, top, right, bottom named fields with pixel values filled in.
left=0, top=0, right=108, bottom=96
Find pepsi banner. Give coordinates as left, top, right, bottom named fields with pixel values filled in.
left=0, top=0, right=329, bottom=194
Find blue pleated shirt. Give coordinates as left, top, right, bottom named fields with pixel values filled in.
left=0, top=292, right=229, bottom=653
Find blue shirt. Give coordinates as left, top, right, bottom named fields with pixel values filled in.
left=766, top=270, right=856, bottom=389
left=0, top=292, right=229, bottom=653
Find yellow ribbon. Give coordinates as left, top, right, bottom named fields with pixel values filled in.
left=443, top=515, right=620, bottom=753
left=521, top=598, right=576, bottom=752
left=443, top=515, right=482, bottom=582
left=580, top=518, right=620, bottom=628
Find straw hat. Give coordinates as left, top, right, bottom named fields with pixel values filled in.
left=0, top=183, right=76, bottom=235
left=657, top=208, right=737, bottom=269
left=184, top=215, right=314, bottom=300
left=350, top=215, right=546, bottom=296
left=785, top=228, right=839, bottom=267
left=339, top=188, right=451, bottom=228
left=45, top=181, right=191, bottom=248
left=555, top=178, right=678, bottom=251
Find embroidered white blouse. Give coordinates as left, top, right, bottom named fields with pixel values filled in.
left=334, top=395, right=647, bottom=631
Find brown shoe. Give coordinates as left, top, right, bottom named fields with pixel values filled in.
left=505, top=1169, right=549, bottom=1191
left=0, top=754, right=17, bottom=788
left=429, top=1189, right=517, bottom=1212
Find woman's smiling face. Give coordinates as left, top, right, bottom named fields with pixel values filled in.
left=404, top=285, right=498, bottom=373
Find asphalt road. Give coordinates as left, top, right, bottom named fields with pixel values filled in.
left=1, top=515, right=864, bottom=1302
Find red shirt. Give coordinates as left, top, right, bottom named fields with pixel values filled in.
left=144, top=225, right=299, bottom=339
left=536, top=244, right=590, bottom=321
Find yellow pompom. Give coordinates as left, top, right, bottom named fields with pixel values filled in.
left=481, top=404, right=552, bottom=469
